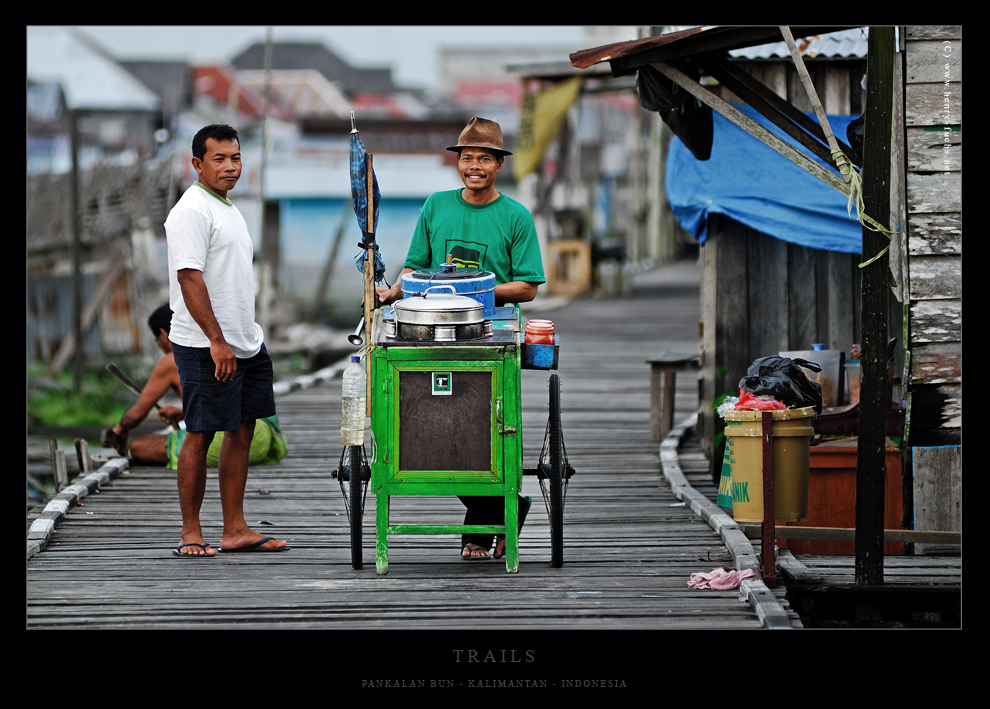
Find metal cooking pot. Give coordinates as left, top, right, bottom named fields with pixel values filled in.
left=391, top=286, right=490, bottom=342
left=393, top=286, right=485, bottom=326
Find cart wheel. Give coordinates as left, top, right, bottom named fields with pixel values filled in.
left=541, top=374, right=566, bottom=568
left=349, top=444, right=364, bottom=569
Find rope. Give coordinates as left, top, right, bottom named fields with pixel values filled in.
left=837, top=149, right=894, bottom=267
left=780, top=27, right=895, bottom=268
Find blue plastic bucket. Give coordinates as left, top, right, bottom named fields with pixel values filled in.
left=401, top=267, right=496, bottom=318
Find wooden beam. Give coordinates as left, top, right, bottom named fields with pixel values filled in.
left=648, top=60, right=849, bottom=195
left=856, top=27, right=895, bottom=587
left=742, top=524, right=961, bottom=545
left=696, top=55, right=860, bottom=166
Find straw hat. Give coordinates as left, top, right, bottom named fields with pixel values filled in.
left=446, top=116, right=512, bottom=156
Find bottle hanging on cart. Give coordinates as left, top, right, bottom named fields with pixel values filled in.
left=340, top=355, right=366, bottom=445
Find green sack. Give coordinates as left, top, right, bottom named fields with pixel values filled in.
left=167, top=416, right=288, bottom=470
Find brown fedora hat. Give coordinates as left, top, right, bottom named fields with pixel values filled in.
left=446, top=116, right=512, bottom=156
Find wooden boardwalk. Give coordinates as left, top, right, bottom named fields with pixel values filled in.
left=27, top=259, right=805, bottom=642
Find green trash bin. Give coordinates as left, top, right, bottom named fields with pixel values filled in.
left=722, top=407, right=816, bottom=523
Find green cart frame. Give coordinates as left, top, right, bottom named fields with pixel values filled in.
left=338, top=306, right=571, bottom=574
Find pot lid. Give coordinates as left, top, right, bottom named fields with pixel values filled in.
left=394, top=286, right=484, bottom=314
left=406, top=266, right=493, bottom=281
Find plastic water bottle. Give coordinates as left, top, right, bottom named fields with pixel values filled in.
left=340, top=355, right=366, bottom=445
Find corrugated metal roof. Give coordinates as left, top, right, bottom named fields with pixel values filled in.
left=730, top=28, right=868, bottom=60
left=26, top=27, right=160, bottom=111
left=570, top=26, right=864, bottom=72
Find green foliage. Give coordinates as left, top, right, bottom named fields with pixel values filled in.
left=27, top=362, right=131, bottom=427
left=711, top=367, right=736, bottom=449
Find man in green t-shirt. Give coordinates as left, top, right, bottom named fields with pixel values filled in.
left=376, top=116, right=545, bottom=560
left=377, top=116, right=545, bottom=308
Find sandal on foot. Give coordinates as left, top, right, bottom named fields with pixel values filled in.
left=172, top=542, right=215, bottom=558
left=218, top=536, right=289, bottom=553
left=461, top=543, right=490, bottom=560
left=493, top=495, right=532, bottom=560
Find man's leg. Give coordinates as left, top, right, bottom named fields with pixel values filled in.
left=217, top=420, right=287, bottom=551
left=175, top=430, right=216, bottom=556
left=129, top=434, right=170, bottom=465
left=458, top=496, right=501, bottom=558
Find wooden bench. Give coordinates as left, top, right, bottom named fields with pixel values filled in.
left=647, top=352, right=701, bottom=441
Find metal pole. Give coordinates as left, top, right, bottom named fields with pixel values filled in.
left=761, top=410, right=776, bottom=588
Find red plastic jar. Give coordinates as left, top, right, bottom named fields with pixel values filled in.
left=524, top=319, right=555, bottom=345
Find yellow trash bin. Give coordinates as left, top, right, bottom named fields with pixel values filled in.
left=723, top=407, right=816, bottom=523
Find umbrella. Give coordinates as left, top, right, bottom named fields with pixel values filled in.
left=349, top=112, right=380, bottom=238
left=348, top=113, right=385, bottom=396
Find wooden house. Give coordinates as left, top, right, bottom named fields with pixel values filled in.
left=570, top=26, right=962, bottom=545
left=899, top=26, right=961, bottom=545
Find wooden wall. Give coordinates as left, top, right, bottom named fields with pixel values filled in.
left=902, top=26, right=962, bottom=447
left=699, top=216, right=870, bottom=476
left=901, top=26, right=962, bottom=541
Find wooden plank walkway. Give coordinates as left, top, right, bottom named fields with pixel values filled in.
left=27, top=259, right=804, bottom=640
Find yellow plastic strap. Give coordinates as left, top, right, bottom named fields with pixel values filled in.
left=831, top=148, right=895, bottom=268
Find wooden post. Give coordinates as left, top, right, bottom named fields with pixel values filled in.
left=761, top=411, right=776, bottom=588
left=74, top=439, right=91, bottom=475
left=70, top=108, right=83, bottom=391
left=364, top=154, right=375, bottom=415
left=856, top=27, right=894, bottom=587
left=49, top=439, right=68, bottom=494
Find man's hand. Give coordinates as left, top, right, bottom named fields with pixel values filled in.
left=375, top=282, right=403, bottom=306
left=158, top=405, right=183, bottom=427
left=374, top=267, right=413, bottom=306
left=101, top=427, right=128, bottom=456
left=210, top=340, right=237, bottom=381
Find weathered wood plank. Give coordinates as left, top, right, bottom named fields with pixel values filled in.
left=906, top=173, right=961, bottom=213
left=906, top=213, right=961, bottom=256
left=29, top=260, right=795, bottom=637
left=908, top=298, right=961, bottom=343
left=906, top=254, right=962, bottom=300
left=903, top=37, right=962, bottom=87
left=905, top=125, right=962, bottom=171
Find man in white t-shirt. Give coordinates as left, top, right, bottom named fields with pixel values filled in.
left=164, top=124, right=288, bottom=557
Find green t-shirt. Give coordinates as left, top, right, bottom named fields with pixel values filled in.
left=403, top=189, right=546, bottom=286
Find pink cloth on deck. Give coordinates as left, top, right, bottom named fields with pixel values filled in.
left=688, top=567, right=755, bottom=590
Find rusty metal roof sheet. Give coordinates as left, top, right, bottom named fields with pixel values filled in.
left=570, top=26, right=863, bottom=73
left=730, top=28, right=868, bottom=60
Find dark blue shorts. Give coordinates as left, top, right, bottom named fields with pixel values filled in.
left=172, top=342, right=276, bottom=432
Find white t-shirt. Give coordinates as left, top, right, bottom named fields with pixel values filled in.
left=165, top=182, right=264, bottom=358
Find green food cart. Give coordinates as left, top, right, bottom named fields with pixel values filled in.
left=338, top=268, right=570, bottom=574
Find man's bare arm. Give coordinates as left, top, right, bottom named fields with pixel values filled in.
left=176, top=268, right=236, bottom=381
left=494, top=280, right=538, bottom=305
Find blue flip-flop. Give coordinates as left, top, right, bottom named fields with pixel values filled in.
left=493, top=496, right=532, bottom=559
left=218, top=536, right=289, bottom=553
left=172, top=542, right=215, bottom=558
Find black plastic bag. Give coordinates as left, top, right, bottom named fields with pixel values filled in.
left=636, top=63, right=713, bottom=161
left=738, top=356, right=823, bottom=415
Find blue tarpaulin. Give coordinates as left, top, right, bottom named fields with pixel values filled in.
left=665, top=104, right=861, bottom=254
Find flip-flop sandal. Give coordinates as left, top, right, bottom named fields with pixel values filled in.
left=172, top=542, right=215, bottom=558
left=461, top=543, right=490, bottom=560
left=218, top=536, right=289, bottom=553
left=493, top=495, right=532, bottom=560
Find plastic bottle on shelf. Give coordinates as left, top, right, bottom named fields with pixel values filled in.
left=340, top=355, right=366, bottom=445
